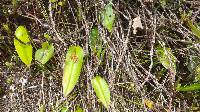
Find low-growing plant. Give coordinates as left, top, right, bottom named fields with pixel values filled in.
left=14, top=26, right=32, bottom=66
left=13, top=25, right=111, bottom=110
left=100, top=2, right=115, bottom=32
left=91, top=75, right=111, bottom=109
left=155, top=43, right=177, bottom=74
left=62, top=46, right=84, bottom=97
left=89, top=26, right=105, bottom=60
left=35, top=42, right=54, bottom=64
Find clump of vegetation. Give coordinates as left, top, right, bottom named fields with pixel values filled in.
left=0, top=0, right=200, bottom=111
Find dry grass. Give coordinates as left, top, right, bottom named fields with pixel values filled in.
left=0, top=0, right=200, bottom=111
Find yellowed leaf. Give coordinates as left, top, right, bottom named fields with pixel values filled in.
left=144, top=99, right=154, bottom=109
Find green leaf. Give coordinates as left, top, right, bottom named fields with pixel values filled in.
left=100, top=3, right=115, bottom=32
left=3, top=24, right=11, bottom=34
left=91, top=75, right=110, bottom=109
left=63, top=46, right=84, bottom=97
left=44, top=33, right=52, bottom=40
left=156, top=46, right=176, bottom=73
left=60, top=106, right=68, bottom=112
left=89, top=27, right=104, bottom=59
left=89, top=27, right=99, bottom=52
left=186, top=20, right=200, bottom=39
left=35, top=42, right=54, bottom=64
left=75, top=106, right=84, bottom=112
left=14, top=26, right=32, bottom=66
left=176, top=83, right=200, bottom=91
left=159, top=0, right=168, bottom=7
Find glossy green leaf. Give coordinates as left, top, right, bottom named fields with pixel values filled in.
left=63, top=46, right=84, bottom=97
left=91, top=75, right=110, bottom=109
left=100, top=3, right=115, bottom=32
left=156, top=46, right=176, bottom=73
left=176, top=83, right=200, bottom=91
left=14, top=26, right=32, bottom=66
left=35, top=42, right=54, bottom=64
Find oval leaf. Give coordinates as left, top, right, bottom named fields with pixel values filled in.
left=156, top=46, right=176, bottom=73
left=35, top=42, right=54, bottom=64
left=14, top=26, right=32, bottom=66
left=91, top=75, right=110, bottom=109
left=100, top=3, right=115, bottom=32
left=63, top=46, right=84, bottom=97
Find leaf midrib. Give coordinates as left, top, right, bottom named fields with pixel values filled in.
left=97, top=79, right=109, bottom=108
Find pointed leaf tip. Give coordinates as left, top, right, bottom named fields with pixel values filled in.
left=91, top=75, right=110, bottom=109
left=63, top=46, right=84, bottom=97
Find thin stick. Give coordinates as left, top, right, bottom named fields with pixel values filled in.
left=48, top=1, right=65, bottom=44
